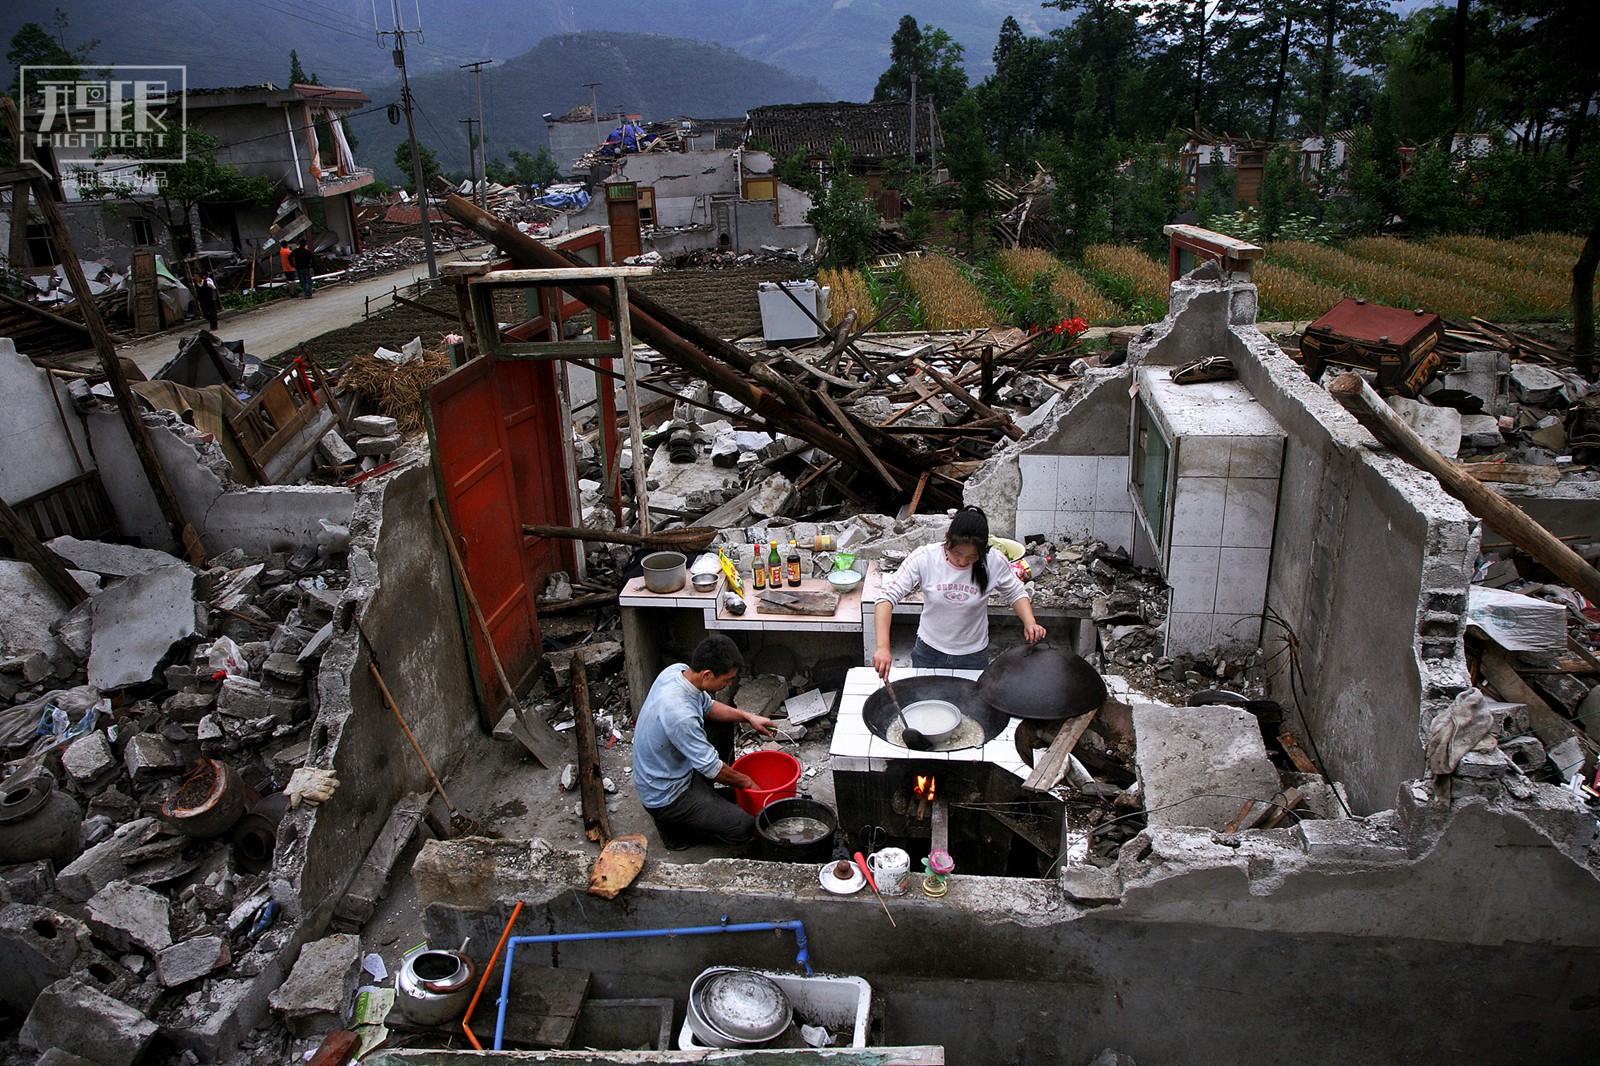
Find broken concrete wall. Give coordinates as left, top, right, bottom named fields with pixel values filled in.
left=1220, top=314, right=1475, bottom=812
left=88, top=406, right=355, bottom=556
left=414, top=794, right=1600, bottom=1066
left=0, top=339, right=96, bottom=504
left=275, top=463, right=476, bottom=926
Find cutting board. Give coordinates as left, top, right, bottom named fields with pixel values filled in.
left=756, top=588, right=840, bottom=616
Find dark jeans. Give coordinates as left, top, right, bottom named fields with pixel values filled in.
left=298, top=267, right=314, bottom=298
left=647, top=774, right=754, bottom=847
left=644, top=718, right=749, bottom=847
left=911, top=637, right=989, bottom=670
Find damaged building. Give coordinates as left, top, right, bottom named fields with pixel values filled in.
left=1, top=202, right=1597, bottom=1066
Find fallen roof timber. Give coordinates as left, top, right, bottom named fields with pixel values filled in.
left=442, top=193, right=958, bottom=510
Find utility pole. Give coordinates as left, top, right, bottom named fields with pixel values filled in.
left=380, top=1, right=437, bottom=278
left=583, top=81, right=602, bottom=146
left=461, top=59, right=492, bottom=208
left=909, top=73, right=918, bottom=169
left=460, top=118, right=479, bottom=201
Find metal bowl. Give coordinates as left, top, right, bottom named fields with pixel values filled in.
left=899, top=699, right=962, bottom=743
left=688, top=968, right=791, bottom=1047
left=691, top=572, right=720, bottom=592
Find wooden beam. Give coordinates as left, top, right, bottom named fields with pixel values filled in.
left=813, top=388, right=903, bottom=493
left=915, top=359, right=1025, bottom=441
left=0, top=291, right=92, bottom=335
left=1328, top=373, right=1600, bottom=607
left=571, top=656, right=612, bottom=844
left=0, top=496, right=88, bottom=606
left=1023, top=709, right=1099, bottom=792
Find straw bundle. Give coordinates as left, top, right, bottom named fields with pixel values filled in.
left=340, top=346, right=453, bottom=434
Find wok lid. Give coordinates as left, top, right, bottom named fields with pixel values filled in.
left=978, top=642, right=1107, bottom=720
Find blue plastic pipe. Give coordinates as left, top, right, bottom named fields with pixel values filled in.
left=492, top=917, right=811, bottom=1050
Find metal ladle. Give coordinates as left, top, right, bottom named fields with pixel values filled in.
left=883, top=679, right=932, bottom=751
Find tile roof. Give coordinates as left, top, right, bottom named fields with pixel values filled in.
left=747, top=102, right=939, bottom=164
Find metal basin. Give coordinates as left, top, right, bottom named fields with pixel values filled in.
left=688, top=968, right=791, bottom=1047
left=898, top=699, right=961, bottom=744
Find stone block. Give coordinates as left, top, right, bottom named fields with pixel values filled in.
left=0, top=860, right=55, bottom=904
left=156, top=935, right=231, bottom=987
left=162, top=691, right=215, bottom=723
left=53, top=603, right=93, bottom=663
left=56, top=818, right=157, bottom=902
left=62, top=731, right=118, bottom=789
left=217, top=676, right=307, bottom=724
left=749, top=474, right=795, bottom=518
left=122, top=733, right=181, bottom=781
left=731, top=674, right=787, bottom=719
left=0, top=904, right=94, bottom=1015
left=1131, top=704, right=1282, bottom=832
left=781, top=688, right=834, bottom=726
left=352, top=434, right=401, bottom=456
left=19, top=977, right=157, bottom=1066
left=316, top=428, right=357, bottom=466
left=269, top=624, right=312, bottom=655
left=211, top=563, right=264, bottom=614
left=260, top=652, right=306, bottom=692
left=349, top=414, right=398, bottom=437
left=86, top=880, right=172, bottom=954
left=268, top=932, right=361, bottom=1037
left=1059, top=862, right=1121, bottom=904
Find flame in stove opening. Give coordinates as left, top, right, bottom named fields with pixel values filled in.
left=913, top=775, right=937, bottom=800
left=927, top=775, right=937, bottom=801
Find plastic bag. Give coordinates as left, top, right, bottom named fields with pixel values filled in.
left=206, top=636, right=247, bottom=679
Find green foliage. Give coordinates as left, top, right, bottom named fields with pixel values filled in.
left=485, top=147, right=560, bottom=187
left=1044, top=70, right=1118, bottom=255
left=394, top=139, right=442, bottom=193
left=78, top=126, right=277, bottom=258
left=807, top=142, right=880, bottom=269
left=6, top=10, right=99, bottom=96
left=776, top=151, right=819, bottom=196
left=1110, top=143, right=1184, bottom=257
left=1206, top=209, right=1338, bottom=245
left=940, top=91, right=993, bottom=248
left=979, top=262, right=1069, bottom=333
left=873, top=16, right=968, bottom=111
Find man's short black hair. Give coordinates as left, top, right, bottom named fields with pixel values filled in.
left=689, top=634, right=743, bottom=676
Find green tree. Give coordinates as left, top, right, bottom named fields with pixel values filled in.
left=79, top=126, right=277, bottom=258
left=976, top=16, right=1057, bottom=167
left=394, top=138, right=442, bottom=193
left=806, top=141, right=879, bottom=269
left=289, top=49, right=311, bottom=86
left=873, top=15, right=968, bottom=112
left=6, top=9, right=99, bottom=96
left=485, top=147, right=560, bottom=187
left=1048, top=70, right=1118, bottom=254
left=941, top=90, right=993, bottom=249
left=1111, top=140, right=1185, bottom=256
left=1335, top=92, right=1403, bottom=233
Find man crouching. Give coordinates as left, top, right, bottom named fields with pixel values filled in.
left=631, top=634, right=776, bottom=851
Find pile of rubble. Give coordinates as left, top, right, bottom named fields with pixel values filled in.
left=0, top=531, right=348, bottom=1064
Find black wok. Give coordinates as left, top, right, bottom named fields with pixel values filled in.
left=978, top=642, right=1107, bottom=720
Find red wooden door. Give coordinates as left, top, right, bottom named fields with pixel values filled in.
left=428, top=357, right=543, bottom=716
left=496, top=359, right=575, bottom=595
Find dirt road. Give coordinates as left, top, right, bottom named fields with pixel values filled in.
left=114, top=244, right=488, bottom=377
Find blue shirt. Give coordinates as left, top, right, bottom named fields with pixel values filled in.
left=631, top=664, right=724, bottom=809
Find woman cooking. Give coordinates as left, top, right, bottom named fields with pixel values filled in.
left=872, top=505, right=1047, bottom=677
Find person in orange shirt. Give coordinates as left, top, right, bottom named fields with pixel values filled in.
left=277, top=243, right=297, bottom=296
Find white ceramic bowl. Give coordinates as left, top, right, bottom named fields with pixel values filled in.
left=827, top=569, right=863, bottom=592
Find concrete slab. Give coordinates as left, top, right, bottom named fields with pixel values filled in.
left=1131, top=704, right=1282, bottom=831
left=156, top=935, right=231, bottom=987
left=19, top=977, right=157, bottom=1066
left=0, top=561, right=73, bottom=661
left=86, top=880, right=173, bottom=954
left=45, top=536, right=185, bottom=578
left=268, top=932, right=361, bottom=1037
left=62, top=731, right=118, bottom=789
left=88, top=566, right=200, bottom=690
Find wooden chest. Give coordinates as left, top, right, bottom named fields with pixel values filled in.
left=1299, top=298, right=1443, bottom=397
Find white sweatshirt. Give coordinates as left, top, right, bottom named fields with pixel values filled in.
left=875, top=543, right=1029, bottom=655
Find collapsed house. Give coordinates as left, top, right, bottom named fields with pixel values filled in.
left=1, top=213, right=1598, bottom=1066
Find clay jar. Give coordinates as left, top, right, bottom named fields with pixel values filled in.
left=0, top=770, right=83, bottom=865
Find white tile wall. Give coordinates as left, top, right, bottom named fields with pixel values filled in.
left=1167, top=612, right=1215, bottom=649
left=1091, top=511, right=1134, bottom=550
left=1093, top=456, right=1132, bottom=512
left=1212, top=613, right=1264, bottom=647
left=1220, top=476, right=1279, bottom=548
left=1176, top=435, right=1231, bottom=477
left=1167, top=545, right=1221, bottom=612
left=1228, top=435, right=1285, bottom=478
left=1168, top=475, right=1227, bottom=547
left=1215, top=547, right=1271, bottom=614
left=1018, top=454, right=1058, bottom=513
left=1057, top=456, right=1098, bottom=511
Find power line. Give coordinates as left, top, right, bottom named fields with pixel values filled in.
left=236, top=0, right=372, bottom=41
left=261, top=0, right=374, bottom=38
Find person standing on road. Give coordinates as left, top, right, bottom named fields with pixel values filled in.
left=631, top=634, right=776, bottom=851
left=277, top=242, right=296, bottom=296
left=194, top=267, right=220, bottom=331
left=290, top=237, right=315, bottom=299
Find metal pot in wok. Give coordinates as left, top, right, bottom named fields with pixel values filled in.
left=978, top=642, right=1107, bottom=721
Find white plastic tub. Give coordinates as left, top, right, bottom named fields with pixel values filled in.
left=678, top=967, right=871, bottom=1051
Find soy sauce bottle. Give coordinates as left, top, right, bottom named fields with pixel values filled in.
left=752, top=542, right=767, bottom=590
left=786, top=540, right=802, bottom=586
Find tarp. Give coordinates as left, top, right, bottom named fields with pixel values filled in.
left=534, top=188, right=591, bottom=210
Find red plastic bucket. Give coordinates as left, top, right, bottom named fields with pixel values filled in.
left=731, top=751, right=801, bottom=814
